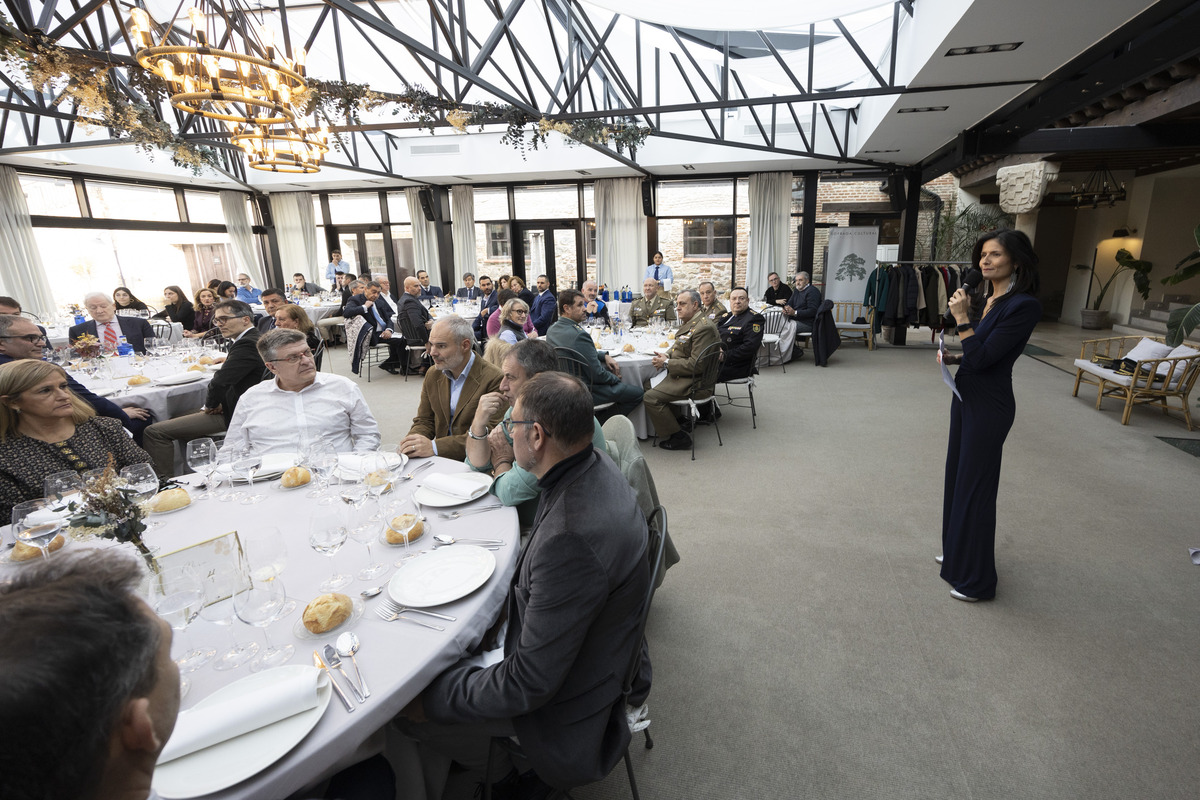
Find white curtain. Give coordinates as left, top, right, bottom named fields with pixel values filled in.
left=747, top=172, right=792, bottom=300
left=221, top=190, right=268, bottom=286
left=450, top=186, right=475, bottom=288
left=266, top=192, right=318, bottom=285
left=595, top=177, right=646, bottom=293
left=405, top=187, right=440, bottom=279
left=0, top=165, right=57, bottom=317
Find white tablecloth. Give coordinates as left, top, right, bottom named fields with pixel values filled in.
left=756, top=307, right=797, bottom=368
left=71, top=356, right=215, bottom=422
left=46, top=321, right=183, bottom=349
left=302, top=303, right=342, bottom=326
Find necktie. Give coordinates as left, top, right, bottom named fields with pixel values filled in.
left=372, top=305, right=386, bottom=331
left=654, top=265, right=660, bottom=281
left=103, top=322, right=118, bottom=351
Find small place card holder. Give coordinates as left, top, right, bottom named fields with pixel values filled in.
left=152, top=531, right=249, bottom=604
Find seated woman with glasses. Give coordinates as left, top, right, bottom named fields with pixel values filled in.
left=486, top=290, right=537, bottom=340
left=273, top=304, right=323, bottom=370
left=497, top=298, right=533, bottom=344
left=0, top=360, right=152, bottom=522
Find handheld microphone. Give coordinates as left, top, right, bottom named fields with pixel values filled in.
left=944, top=267, right=983, bottom=323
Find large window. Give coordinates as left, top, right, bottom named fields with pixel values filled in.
left=513, top=185, right=578, bottom=219
left=86, top=182, right=179, bottom=222
left=19, top=174, right=80, bottom=216
left=487, top=223, right=511, bottom=258
left=683, top=217, right=734, bottom=258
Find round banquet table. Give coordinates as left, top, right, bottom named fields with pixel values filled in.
left=301, top=302, right=342, bottom=326
left=595, top=330, right=670, bottom=439
left=46, top=320, right=184, bottom=349
left=146, top=456, right=519, bottom=799
left=70, top=354, right=215, bottom=423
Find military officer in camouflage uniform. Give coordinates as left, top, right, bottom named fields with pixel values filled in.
left=642, top=289, right=721, bottom=451
left=629, top=278, right=676, bottom=327
left=717, top=287, right=765, bottom=383
left=698, top=281, right=728, bottom=322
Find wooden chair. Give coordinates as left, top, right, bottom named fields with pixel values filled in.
left=1072, top=335, right=1200, bottom=430
left=831, top=301, right=875, bottom=350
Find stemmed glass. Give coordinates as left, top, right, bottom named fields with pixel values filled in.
left=363, top=453, right=391, bottom=522
left=384, top=495, right=421, bottom=567
left=234, top=443, right=264, bottom=505
left=233, top=577, right=294, bottom=672
left=308, top=513, right=352, bottom=591
left=148, top=566, right=216, bottom=696
left=11, top=499, right=64, bottom=560
left=304, top=440, right=338, bottom=503
left=345, top=498, right=389, bottom=581
left=43, top=470, right=84, bottom=510
left=242, top=527, right=297, bottom=616
left=185, top=438, right=221, bottom=501
left=214, top=448, right=238, bottom=502
left=196, top=560, right=259, bottom=671
left=120, top=463, right=162, bottom=530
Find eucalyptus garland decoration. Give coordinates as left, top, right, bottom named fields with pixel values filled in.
left=1, top=16, right=651, bottom=171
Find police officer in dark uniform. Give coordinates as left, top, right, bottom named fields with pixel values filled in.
left=717, top=286, right=765, bottom=383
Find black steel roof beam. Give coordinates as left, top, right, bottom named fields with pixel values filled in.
left=889, top=2, right=899, bottom=86
left=37, top=0, right=61, bottom=32
left=302, top=5, right=331, bottom=53
left=668, top=52, right=720, bottom=139
left=984, top=123, right=1200, bottom=154
left=8, top=0, right=34, bottom=33
left=558, top=13, right=617, bottom=113
left=819, top=103, right=845, bottom=158
left=730, top=70, right=769, bottom=147
left=898, top=0, right=913, bottom=16
left=832, top=17, right=888, bottom=88
left=564, top=0, right=644, bottom=117
left=425, top=0, right=466, bottom=73
left=438, top=0, right=534, bottom=105
left=664, top=26, right=722, bottom=100
left=357, top=128, right=389, bottom=172
left=468, top=0, right=524, bottom=74
left=106, top=0, right=134, bottom=56
left=757, top=30, right=807, bottom=94
left=785, top=102, right=812, bottom=152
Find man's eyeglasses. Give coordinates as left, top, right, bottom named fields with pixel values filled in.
left=212, top=315, right=240, bottom=324
left=0, top=334, right=46, bottom=344
left=268, top=350, right=315, bottom=365
left=512, top=309, right=528, bottom=315
left=500, top=418, right=535, bottom=437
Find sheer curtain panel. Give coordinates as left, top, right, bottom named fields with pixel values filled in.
left=221, top=190, right=267, bottom=287
left=0, top=165, right=57, bottom=317
left=266, top=192, right=318, bottom=284
left=405, top=188, right=440, bottom=279
left=450, top=186, right=475, bottom=288
left=747, top=172, right=792, bottom=300
left=595, top=177, right=646, bottom=292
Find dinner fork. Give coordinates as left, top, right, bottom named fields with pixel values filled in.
left=380, top=596, right=457, bottom=622
left=373, top=606, right=445, bottom=630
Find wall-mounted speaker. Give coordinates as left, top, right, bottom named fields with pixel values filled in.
left=418, top=187, right=441, bottom=221
left=641, top=180, right=654, bottom=217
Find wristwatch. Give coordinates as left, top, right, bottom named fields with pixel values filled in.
left=956, top=322, right=975, bottom=333
left=468, top=425, right=489, bottom=440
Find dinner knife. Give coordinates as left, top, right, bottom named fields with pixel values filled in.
left=312, top=651, right=355, bottom=712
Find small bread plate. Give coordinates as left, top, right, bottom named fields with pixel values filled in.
left=156, top=371, right=207, bottom=386
left=1, top=532, right=70, bottom=565
left=92, top=386, right=121, bottom=398
left=379, top=516, right=425, bottom=547
left=151, top=665, right=332, bottom=799
left=292, top=596, right=365, bottom=640
left=276, top=476, right=312, bottom=491
left=387, top=545, right=496, bottom=607
left=412, top=473, right=493, bottom=508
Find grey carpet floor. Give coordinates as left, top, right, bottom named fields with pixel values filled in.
left=334, top=335, right=1200, bottom=800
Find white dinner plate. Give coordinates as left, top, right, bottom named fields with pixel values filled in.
left=156, top=371, right=206, bottom=386
left=152, top=665, right=331, bottom=799
left=387, top=545, right=496, bottom=607
left=292, top=596, right=365, bottom=639
left=412, top=473, right=493, bottom=508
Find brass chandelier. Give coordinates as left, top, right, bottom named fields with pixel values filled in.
left=229, top=120, right=330, bottom=174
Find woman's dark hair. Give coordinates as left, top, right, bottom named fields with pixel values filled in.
left=969, top=229, right=1040, bottom=319
left=653, top=250, right=663, bottom=259
left=206, top=278, right=222, bottom=290
left=216, top=280, right=238, bottom=299
left=162, top=285, right=188, bottom=308
left=497, top=289, right=517, bottom=306
left=112, top=286, right=148, bottom=310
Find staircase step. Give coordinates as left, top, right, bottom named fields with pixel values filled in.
left=1114, top=318, right=1167, bottom=336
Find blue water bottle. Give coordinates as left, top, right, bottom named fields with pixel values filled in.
left=116, top=335, right=134, bottom=357
left=73, top=309, right=85, bottom=325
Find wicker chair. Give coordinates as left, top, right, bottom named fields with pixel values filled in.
left=1072, top=335, right=1200, bottom=430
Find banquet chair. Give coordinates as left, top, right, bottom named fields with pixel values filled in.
left=483, top=506, right=669, bottom=800
left=396, top=313, right=430, bottom=381
left=661, top=341, right=723, bottom=460
left=149, top=319, right=173, bottom=342
left=760, top=309, right=786, bottom=373
left=312, top=338, right=327, bottom=371
left=716, top=372, right=756, bottom=429
left=554, top=347, right=615, bottom=415
left=602, top=415, right=679, bottom=584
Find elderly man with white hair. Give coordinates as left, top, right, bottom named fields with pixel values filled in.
left=580, top=280, right=611, bottom=326
left=68, top=292, right=155, bottom=354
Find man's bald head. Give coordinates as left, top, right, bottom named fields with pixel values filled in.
left=404, top=277, right=421, bottom=296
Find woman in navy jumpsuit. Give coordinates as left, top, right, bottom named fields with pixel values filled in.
left=939, top=229, right=1041, bottom=601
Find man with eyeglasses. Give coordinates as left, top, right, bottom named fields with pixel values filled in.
left=142, top=300, right=264, bottom=477
left=235, top=273, right=263, bottom=305
left=0, top=314, right=154, bottom=443
left=219, top=329, right=379, bottom=456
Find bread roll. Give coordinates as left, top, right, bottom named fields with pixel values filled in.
left=149, top=487, right=191, bottom=513
left=364, top=469, right=391, bottom=491
left=187, top=364, right=206, bottom=372
left=622, top=343, right=635, bottom=353
left=386, top=514, right=424, bottom=544
left=198, top=355, right=216, bottom=365
left=11, top=534, right=65, bottom=562
left=281, top=466, right=311, bottom=488
left=302, top=592, right=352, bottom=634
left=659, top=341, right=670, bottom=349
left=127, top=374, right=151, bottom=386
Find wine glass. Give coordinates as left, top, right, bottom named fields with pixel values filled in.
left=148, top=565, right=216, bottom=696
left=362, top=453, right=391, bottom=522
left=185, top=438, right=220, bottom=501
left=43, top=471, right=84, bottom=510
left=241, top=527, right=297, bottom=616
left=120, top=463, right=162, bottom=530
left=346, top=502, right=389, bottom=581
left=233, top=578, right=294, bottom=672
left=233, top=443, right=264, bottom=505
left=11, top=498, right=64, bottom=560
left=304, top=440, right=338, bottom=503
left=383, top=495, right=421, bottom=567
left=308, top=513, right=352, bottom=591
left=214, top=447, right=239, bottom=502
left=196, top=559, right=259, bottom=671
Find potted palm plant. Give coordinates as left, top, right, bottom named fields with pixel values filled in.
left=1160, top=223, right=1200, bottom=346
left=1075, top=248, right=1153, bottom=329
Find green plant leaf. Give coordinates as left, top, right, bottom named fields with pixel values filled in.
left=1131, top=268, right=1151, bottom=300
left=1165, top=303, right=1200, bottom=348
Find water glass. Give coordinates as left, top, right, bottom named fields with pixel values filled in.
left=196, top=560, right=259, bottom=671
left=11, top=498, right=64, bottom=559
left=309, top=513, right=352, bottom=591
left=185, top=438, right=220, bottom=501
left=233, top=578, right=294, bottom=672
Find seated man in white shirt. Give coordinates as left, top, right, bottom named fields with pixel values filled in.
left=220, top=328, right=381, bottom=456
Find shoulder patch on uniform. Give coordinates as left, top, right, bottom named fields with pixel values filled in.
left=751, top=323, right=761, bottom=333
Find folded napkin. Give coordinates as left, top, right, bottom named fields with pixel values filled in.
left=424, top=473, right=489, bottom=500
left=158, top=668, right=328, bottom=764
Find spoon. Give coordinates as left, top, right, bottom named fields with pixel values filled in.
left=335, top=632, right=369, bottom=698
left=399, top=460, right=434, bottom=482
left=433, top=534, right=505, bottom=547
left=323, top=644, right=365, bottom=703
left=437, top=506, right=502, bottom=520
left=360, top=584, right=387, bottom=598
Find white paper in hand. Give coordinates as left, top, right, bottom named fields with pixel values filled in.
left=939, top=330, right=962, bottom=401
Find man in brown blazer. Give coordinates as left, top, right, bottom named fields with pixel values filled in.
left=401, top=315, right=505, bottom=461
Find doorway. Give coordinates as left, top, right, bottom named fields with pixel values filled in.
left=333, top=226, right=388, bottom=281
left=513, top=221, right=582, bottom=291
